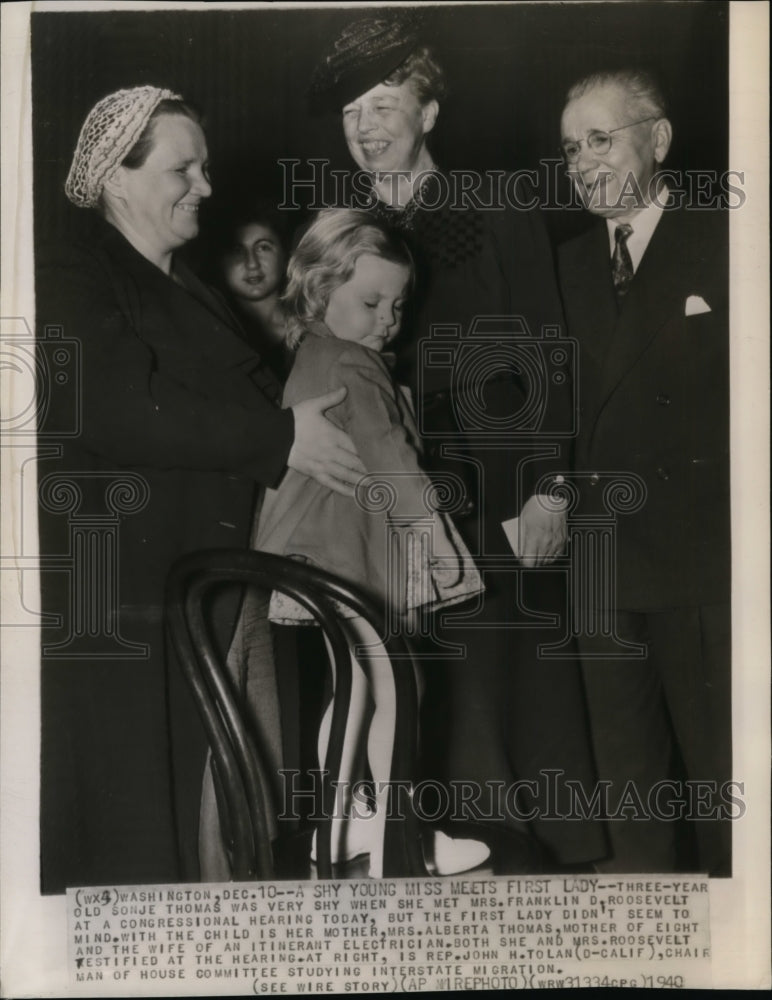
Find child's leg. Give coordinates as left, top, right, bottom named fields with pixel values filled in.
left=344, top=619, right=395, bottom=794
left=311, top=625, right=375, bottom=864
left=349, top=621, right=489, bottom=877
left=316, top=616, right=489, bottom=877
left=318, top=630, right=370, bottom=816
left=339, top=616, right=396, bottom=876
left=312, top=617, right=396, bottom=872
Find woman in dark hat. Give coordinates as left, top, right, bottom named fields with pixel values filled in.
left=310, top=11, right=606, bottom=871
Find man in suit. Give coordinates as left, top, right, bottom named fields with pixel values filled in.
left=557, top=70, right=731, bottom=875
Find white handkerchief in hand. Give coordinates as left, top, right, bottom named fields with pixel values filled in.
left=685, top=294, right=711, bottom=316
left=501, top=516, right=521, bottom=557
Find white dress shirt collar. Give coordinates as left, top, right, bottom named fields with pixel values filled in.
left=607, top=185, right=668, bottom=273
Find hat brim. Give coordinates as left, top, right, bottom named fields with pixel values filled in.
left=309, top=11, right=427, bottom=116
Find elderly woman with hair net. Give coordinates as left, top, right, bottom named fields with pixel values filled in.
left=37, top=86, right=364, bottom=890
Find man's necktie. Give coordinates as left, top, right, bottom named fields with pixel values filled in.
left=612, top=223, right=634, bottom=299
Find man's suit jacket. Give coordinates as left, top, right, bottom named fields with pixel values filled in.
left=558, top=206, right=730, bottom=611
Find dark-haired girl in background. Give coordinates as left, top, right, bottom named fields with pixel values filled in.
left=208, top=202, right=294, bottom=381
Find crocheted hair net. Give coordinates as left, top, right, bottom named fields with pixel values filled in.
left=309, top=10, right=426, bottom=114
left=65, top=86, right=182, bottom=208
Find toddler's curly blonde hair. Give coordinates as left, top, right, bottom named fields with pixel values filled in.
left=283, top=209, right=414, bottom=349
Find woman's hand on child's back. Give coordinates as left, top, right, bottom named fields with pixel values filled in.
left=288, top=387, right=366, bottom=496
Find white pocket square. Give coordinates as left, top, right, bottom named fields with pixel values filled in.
left=685, top=294, right=711, bottom=316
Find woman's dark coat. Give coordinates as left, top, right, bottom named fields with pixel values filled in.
left=37, top=215, right=293, bottom=891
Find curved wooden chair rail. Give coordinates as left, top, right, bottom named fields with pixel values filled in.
left=165, top=548, right=427, bottom=881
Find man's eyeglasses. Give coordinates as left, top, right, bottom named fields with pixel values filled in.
left=561, top=117, right=657, bottom=164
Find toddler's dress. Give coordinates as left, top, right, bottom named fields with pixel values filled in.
left=256, top=324, right=483, bottom=623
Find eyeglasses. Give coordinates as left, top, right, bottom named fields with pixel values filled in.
left=561, top=117, right=657, bottom=163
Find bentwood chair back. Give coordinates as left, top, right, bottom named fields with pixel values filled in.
left=165, top=548, right=427, bottom=880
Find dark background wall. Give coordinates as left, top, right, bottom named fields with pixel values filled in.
left=31, top=2, right=728, bottom=250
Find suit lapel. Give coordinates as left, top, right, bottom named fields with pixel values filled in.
left=597, top=207, right=696, bottom=405
left=565, top=222, right=618, bottom=370
left=560, top=223, right=618, bottom=438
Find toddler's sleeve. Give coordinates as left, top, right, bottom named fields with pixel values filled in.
left=334, top=347, right=434, bottom=521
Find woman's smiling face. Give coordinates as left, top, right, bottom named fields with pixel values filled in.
left=342, top=78, right=437, bottom=175
left=107, top=113, right=212, bottom=260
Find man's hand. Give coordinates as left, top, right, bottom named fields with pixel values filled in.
left=288, top=387, right=366, bottom=496
left=516, top=493, right=568, bottom=567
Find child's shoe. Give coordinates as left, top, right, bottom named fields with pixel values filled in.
left=423, top=830, right=490, bottom=876
left=369, top=827, right=490, bottom=878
